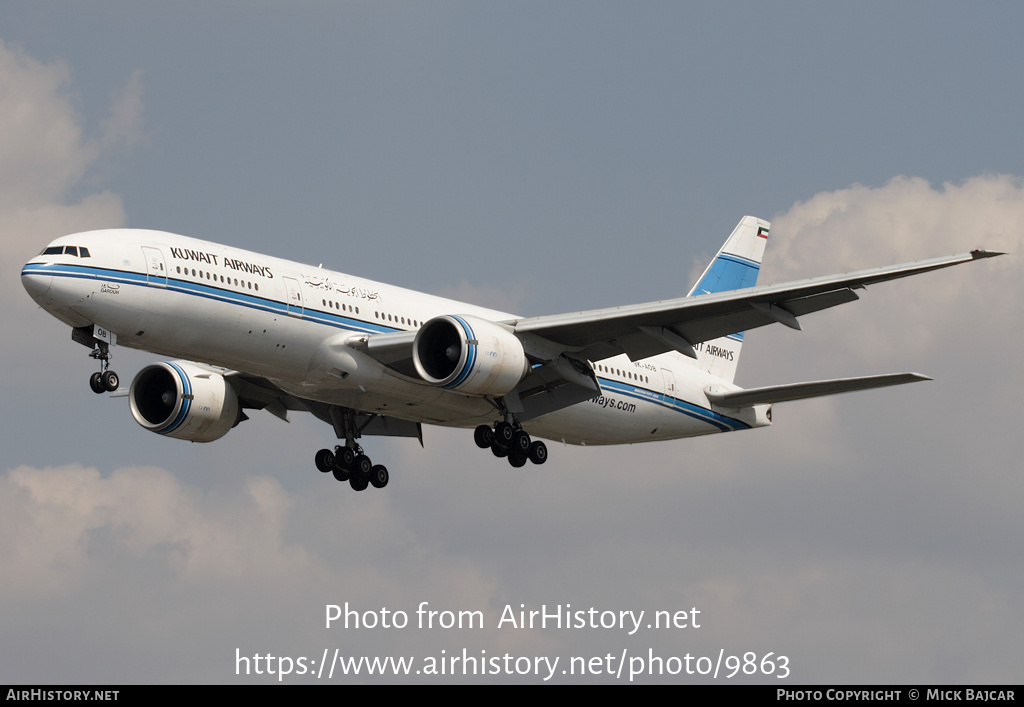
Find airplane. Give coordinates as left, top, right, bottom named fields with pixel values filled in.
left=20, top=216, right=1001, bottom=491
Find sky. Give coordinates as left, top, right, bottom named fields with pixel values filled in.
left=1, top=1, right=1022, bottom=685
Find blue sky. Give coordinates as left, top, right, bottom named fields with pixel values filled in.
left=1, top=2, right=1022, bottom=684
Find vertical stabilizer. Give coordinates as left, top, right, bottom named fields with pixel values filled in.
left=686, top=216, right=770, bottom=383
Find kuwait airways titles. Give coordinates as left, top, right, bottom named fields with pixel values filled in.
left=169, top=246, right=274, bottom=278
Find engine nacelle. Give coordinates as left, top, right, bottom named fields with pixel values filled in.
left=129, top=361, right=241, bottom=443
left=413, top=314, right=529, bottom=397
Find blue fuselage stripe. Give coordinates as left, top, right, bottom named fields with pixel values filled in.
left=596, top=377, right=749, bottom=432
left=22, top=262, right=399, bottom=336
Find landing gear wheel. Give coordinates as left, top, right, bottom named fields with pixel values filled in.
left=527, top=440, right=548, bottom=465
left=508, top=453, right=528, bottom=468
left=512, top=429, right=531, bottom=455
left=100, top=370, right=119, bottom=392
left=491, top=441, right=509, bottom=458
left=353, top=454, right=373, bottom=477
left=336, top=447, right=356, bottom=469
left=474, top=424, right=494, bottom=449
left=332, top=465, right=351, bottom=482
left=369, top=465, right=389, bottom=489
left=349, top=475, right=368, bottom=491
left=89, top=372, right=105, bottom=394
left=315, top=448, right=335, bottom=473
left=494, top=421, right=515, bottom=447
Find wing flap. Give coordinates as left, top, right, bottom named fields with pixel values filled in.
left=706, top=372, right=931, bottom=407
left=511, top=354, right=602, bottom=421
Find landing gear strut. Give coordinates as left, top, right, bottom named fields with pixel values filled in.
left=475, top=421, right=547, bottom=468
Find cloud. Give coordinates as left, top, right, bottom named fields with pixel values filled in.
left=743, top=175, right=1023, bottom=379
left=0, top=39, right=139, bottom=375
left=0, top=38, right=134, bottom=264
left=770, top=175, right=1023, bottom=271
left=0, top=464, right=317, bottom=598
left=0, top=41, right=97, bottom=210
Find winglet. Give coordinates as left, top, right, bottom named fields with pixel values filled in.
left=970, top=249, right=1005, bottom=259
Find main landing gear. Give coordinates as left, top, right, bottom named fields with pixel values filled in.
left=87, top=340, right=119, bottom=393
left=474, top=421, right=547, bottom=468
left=314, top=406, right=390, bottom=491
left=315, top=445, right=390, bottom=492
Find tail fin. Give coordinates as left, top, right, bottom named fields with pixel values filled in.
left=687, top=216, right=770, bottom=383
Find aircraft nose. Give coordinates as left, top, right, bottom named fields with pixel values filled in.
left=21, top=266, right=53, bottom=301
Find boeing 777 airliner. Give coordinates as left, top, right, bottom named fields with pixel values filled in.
left=21, top=217, right=1001, bottom=491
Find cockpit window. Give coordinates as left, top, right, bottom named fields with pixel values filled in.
left=40, top=245, right=91, bottom=257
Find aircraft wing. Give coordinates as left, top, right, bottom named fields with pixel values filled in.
left=351, top=249, right=999, bottom=422
left=509, top=249, right=1001, bottom=362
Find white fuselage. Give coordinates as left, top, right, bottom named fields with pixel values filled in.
left=21, top=229, right=769, bottom=446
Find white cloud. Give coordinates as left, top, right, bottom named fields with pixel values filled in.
left=0, top=39, right=138, bottom=375
left=0, top=464, right=318, bottom=598
left=0, top=38, right=135, bottom=262
left=0, top=41, right=97, bottom=210
left=749, top=175, right=1023, bottom=377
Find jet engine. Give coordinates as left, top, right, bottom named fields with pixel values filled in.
left=413, top=315, right=529, bottom=397
left=129, top=361, right=241, bottom=443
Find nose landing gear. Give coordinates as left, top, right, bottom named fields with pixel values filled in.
left=87, top=340, right=119, bottom=393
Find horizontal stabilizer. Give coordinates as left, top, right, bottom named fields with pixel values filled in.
left=706, top=373, right=931, bottom=407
